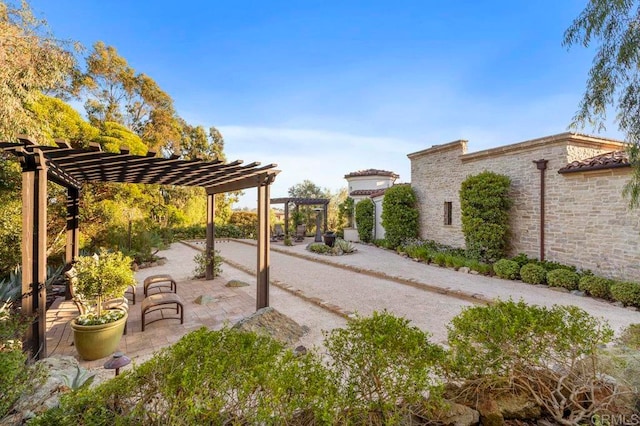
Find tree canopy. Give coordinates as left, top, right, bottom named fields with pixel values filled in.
left=0, top=0, right=239, bottom=275
left=564, top=0, right=640, bottom=207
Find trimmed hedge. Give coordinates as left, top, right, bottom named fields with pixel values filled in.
left=354, top=199, right=374, bottom=243
left=610, top=281, right=640, bottom=307
left=380, top=185, right=419, bottom=249
left=460, top=171, right=512, bottom=262
left=493, top=259, right=520, bottom=280
left=546, top=269, right=580, bottom=290
left=578, top=276, right=612, bottom=299
left=519, top=263, right=546, bottom=285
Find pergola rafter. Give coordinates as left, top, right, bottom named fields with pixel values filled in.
left=0, top=136, right=279, bottom=360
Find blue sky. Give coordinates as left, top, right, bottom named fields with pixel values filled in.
left=30, top=0, right=620, bottom=207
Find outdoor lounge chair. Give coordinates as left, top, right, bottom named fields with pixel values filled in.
left=295, top=224, right=306, bottom=242
left=274, top=223, right=285, bottom=240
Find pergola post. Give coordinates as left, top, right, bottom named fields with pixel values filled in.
left=205, top=193, right=216, bottom=280
left=64, top=187, right=80, bottom=299
left=21, top=151, right=48, bottom=360
left=284, top=202, right=289, bottom=239
left=323, top=203, right=328, bottom=232
left=257, top=184, right=270, bottom=309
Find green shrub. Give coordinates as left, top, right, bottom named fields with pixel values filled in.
left=492, top=259, right=519, bottom=280
left=519, top=263, right=547, bottom=285
left=511, top=252, right=533, bottom=268
left=380, top=185, right=419, bottom=249
left=610, top=281, right=640, bottom=306
left=193, top=250, right=223, bottom=278
left=324, top=311, right=445, bottom=423
left=214, top=223, right=243, bottom=239
left=460, top=171, right=512, bottom=262
left=546, top=268, right=579, bottom=290
left=578, top=275, right=612, bottom=299
left=1, top=302, right=45, bottom=419
left=33, top=327, right=337, bottom=425
left=229, top=211, right=258, bottom=239
left=446, top=300, right=615, bottom=423
left=354, top=199, right=374, bottom=243
left=307, top=242, right=332, bottom=254
left=539, top=259, right=576, bottom=273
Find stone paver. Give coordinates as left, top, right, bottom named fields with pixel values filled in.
left=45, top=242, right=345, bottom=374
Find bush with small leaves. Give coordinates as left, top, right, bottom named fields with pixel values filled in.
left=578, top=275, right=612, bottom=299
left=519, top=263, right=547, bottom=285
left=354, top=198, right=374, bottom=243
left=460, top=171, right=512, bottom=262
left=546, top=268, right=579, bottom=290
left=446, top=300, right=616, bottom=425
left=32, top=327, right=338, bottom=425
left=192, top=250, right=223, bottom=278
left=492, top=259, right=520, bottom=280
left=465, top=259, right=492, bottom=275
left=324, top=311, right=445, bottom=423
left=610, top=281, right=640, bottom=307
left=380, top=185, right=419, bottom=249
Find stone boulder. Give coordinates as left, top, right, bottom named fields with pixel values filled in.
left=232, top=307, right=309, bottom=347
left=428, top=401, right=480, bottom=426
left=4, top=356, right=95, bottom=425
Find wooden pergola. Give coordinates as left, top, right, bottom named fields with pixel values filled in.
left=270, top=197, right=329, bottom=238
left=0, top=136, right=279, bottom=360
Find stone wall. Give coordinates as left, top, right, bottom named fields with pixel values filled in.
left=408, top=133, right=638, bottom=281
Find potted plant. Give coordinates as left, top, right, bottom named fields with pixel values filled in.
left=323, top=230, right=337, bottom=247
left=69, top=249, right=136, bottom=360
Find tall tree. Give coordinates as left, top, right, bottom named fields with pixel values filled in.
left=564, top=0, right=640, bottom=207
left=0, top=0, right=77, bottom=140
left=74, top=41, right=179, bottom=150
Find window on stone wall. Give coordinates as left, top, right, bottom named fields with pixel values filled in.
left=444, top=201, right=452, bottom=226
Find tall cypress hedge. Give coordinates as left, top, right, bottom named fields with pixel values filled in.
left=381, top=185, right=419, bottom=249
left=459, top=171, right=512, bottom=262
left=355, top=198, right=374, bottom=243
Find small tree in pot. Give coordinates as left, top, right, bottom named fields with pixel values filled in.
left=70, top=249, right=136, bottom=360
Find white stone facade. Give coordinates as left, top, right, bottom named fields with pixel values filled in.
left=408, top=133, right=639, bottom=281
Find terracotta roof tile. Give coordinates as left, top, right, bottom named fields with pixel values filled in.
left=558, top=151, right=631, bottom=174
left=344, top=169, right=399, bottom=179
left=369, top=188, right=388, bottom=198
left=349, top=189, right=378, bottom=196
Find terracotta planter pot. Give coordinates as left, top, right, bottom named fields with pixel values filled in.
left=70, top=312, right=128, bottom=361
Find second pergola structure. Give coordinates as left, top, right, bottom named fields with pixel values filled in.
left=270, top=197, right=330, bottom=238
left=0, top=136, right=279, bottom=360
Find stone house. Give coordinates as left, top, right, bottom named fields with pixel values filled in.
left=344, top=169, right=398, bottom=241
left=407, top=132, right=639, bottom=281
